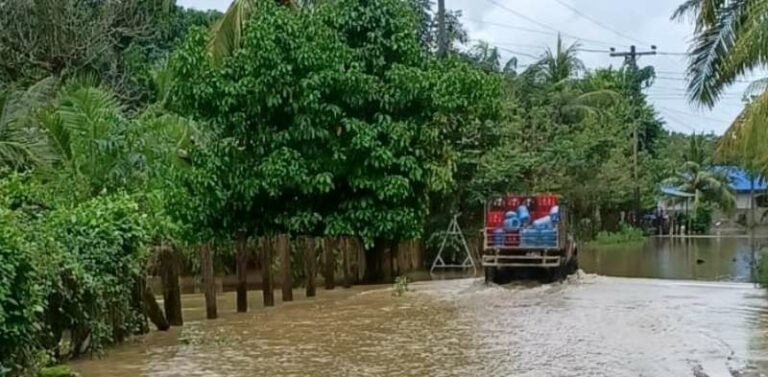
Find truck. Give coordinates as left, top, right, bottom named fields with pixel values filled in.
left=482, top=194, right=578, bottom=284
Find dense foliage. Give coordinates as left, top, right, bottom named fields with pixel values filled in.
left=0, top=176, right=151, bottom=373
left=170, top=0, right=503, bottom=247
left=0, top=0, right=729, bottom=374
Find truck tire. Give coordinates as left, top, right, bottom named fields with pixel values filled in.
left=484, top=267, right=497, bottom=284
left=545, top=260, right=567, bottom=283
left=567, top=249, right=579, bottom=275
left=567, top=257, right=579, bottom=275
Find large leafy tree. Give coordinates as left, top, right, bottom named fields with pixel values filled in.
left=171, top=0, right=501, bottom=263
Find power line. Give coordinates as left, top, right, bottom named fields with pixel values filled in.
left=550, top=0, right=648, bottom=46
left=661, top=113, right=697, bottom=132
left=484, top=0, right=561, bottom=34
left=470, top=38, right=548, bottom=51
left=576, top=48, right=611, bottom=53
left=655, top=75, right=754, bottom=84
left=660, top=112, right=702, bottom=133
left=465, top=18, right=616, bottom=48
left=495, top=46, right=541, bottom=60
left=656, top=105, right=732, bottom=123
left=476, top=1, right=623, bottom=48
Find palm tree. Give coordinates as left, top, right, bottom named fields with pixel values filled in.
left=674, top=0, right=768, bottom=174
left=663, top=161, right=736, bottom=213
left=0, top=77, right=58, bottom=173
left=522, top=36, right=617, bottom=122
left=467, top=41, right=501, bottom=73
left=532, top=34, right=586, bottom=84
left=685, top=132, right=710, bottom=166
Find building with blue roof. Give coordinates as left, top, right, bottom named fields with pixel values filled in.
left=658, top=166, right=767, bottom=232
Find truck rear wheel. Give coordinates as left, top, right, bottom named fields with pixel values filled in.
left=544, top=260, right=568, bottom=283
left=567, top=257, right=579, bottom=275
left=484, top=267, right=497, bottom=284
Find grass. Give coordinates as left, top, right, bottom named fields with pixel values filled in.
left=593, top=224, right=646, bottom=245
left=758, top=254, right=768, bottom=289
left=39, top=365, right=79, bottom=377
left=392, top=276, right=409, bottom=297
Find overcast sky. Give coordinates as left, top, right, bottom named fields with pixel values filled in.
left=177, top=0, right=760, bottom=135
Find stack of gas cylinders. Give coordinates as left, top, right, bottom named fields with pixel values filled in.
left=487, top=194, right=560, bottom=248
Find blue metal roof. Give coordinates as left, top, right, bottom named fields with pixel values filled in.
left=660, top=187, right=694, bottom=198
left=718, top=166, right=767, bottom=192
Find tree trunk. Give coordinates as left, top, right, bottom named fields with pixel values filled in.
left=342, top=237, right=352, bottom=288
left=200, top=243, right=217, bottom=319
left=131, top=277, right=149, bottom=337
left=142, top=283, right=170, bottom=331
left=364, top=239, right=386, bottom=283
left=324, top=237, right=336, bottom=290
left=159, top=245, right=183, bottom=326
left=304, top=237, right=317, bottom=297
left=235, top=232, right=249, bottom=313
left=261, top=237, right=275, bottom=307
left=278, top=234, right=293, bottom=302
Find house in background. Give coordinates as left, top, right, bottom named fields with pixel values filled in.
left=727, top=168, right=767, bottom=225
left=658, top=166, right=767, bottom=233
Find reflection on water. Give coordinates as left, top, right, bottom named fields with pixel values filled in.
left=72, top=276, right=768, bottom=377
left=581, top=237, right=768, bottom=282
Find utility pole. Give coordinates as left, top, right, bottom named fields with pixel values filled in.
left=437, top=0, right=447, bottom=57
left=609, top=45, right=656, bottom=225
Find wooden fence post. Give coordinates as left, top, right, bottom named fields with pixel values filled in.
left=159, top=245, right=183, bottom=326
left=304, top=237, right=317, bottom=297
left=235, top=232, right=249, bottom=313
left=324, top=237, right=336, bottom=290
left=278, top=234, right=293, bottom=302
left=342, top=237, right=352, bottom=288
left=261, top=237, right=275, bottom=307
left=142, top=283, right=170, bottom=331
left=201, top=243, right=217, bottom=319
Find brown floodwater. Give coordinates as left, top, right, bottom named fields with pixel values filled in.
left=72, top=274, right=768, bottom=376
left=581, top=236, right=768, bottom=282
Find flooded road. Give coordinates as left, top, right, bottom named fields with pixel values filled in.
left=73, top=275, right=768, bottom=376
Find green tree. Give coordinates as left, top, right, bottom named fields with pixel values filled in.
left=171, top=0, right=502, bottom=277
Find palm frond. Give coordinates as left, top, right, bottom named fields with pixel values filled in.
left=744, top=77, right=768, bottom=98
left=679, top=0, right=768, bottom=107
left=207, top=0, right=256, bottom=66
left=717, top=89, right=768, bottom=176
left=0, top=77, right=59, bottom=171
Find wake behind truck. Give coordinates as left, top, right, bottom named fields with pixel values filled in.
left=482, top=194, right=578, bottom=284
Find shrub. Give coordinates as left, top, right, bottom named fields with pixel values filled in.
left=0, top=209, right=45, bottom=374
left=0, top=177, right=153, bottom=374
left=758, top=254, right=768, bottom=289
left=594, top=224, right=645, bottom=245
left=42, top=193, right=151, bottom=357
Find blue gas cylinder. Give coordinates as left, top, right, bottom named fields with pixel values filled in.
left=504, top=217, right=522, bottom=231
left=549, top=205, right=560, bottom=223
left=532, top=215, right=553, bottom=229
left=517, top=205, right=530, bottom=223
left=494, top=228, right=505, bottom=246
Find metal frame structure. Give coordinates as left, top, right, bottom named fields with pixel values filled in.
left=430, top=214, right=477, bottom=275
